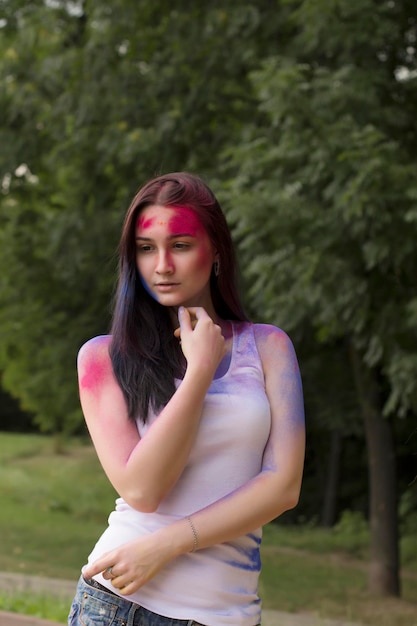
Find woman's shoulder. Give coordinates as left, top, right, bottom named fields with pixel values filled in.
left=251, top=323, right=296, bottom=361
left=77, top=336, right=113, bottom=387
left=78, top=335, right=112, bottom=361
left=252, top=322, right=289, bottom=338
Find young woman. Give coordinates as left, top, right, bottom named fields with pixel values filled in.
left=68, top=172, right=305, bottom=626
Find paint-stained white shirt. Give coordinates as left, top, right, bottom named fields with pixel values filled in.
left=86, top=322, right=271, bottom=626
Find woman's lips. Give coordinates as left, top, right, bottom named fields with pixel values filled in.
left=154, top=282, right=180, bottom=292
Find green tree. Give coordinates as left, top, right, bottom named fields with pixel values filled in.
left=224, top=0, right=417, bottom=597
left=0, top=1, right=286, bottom=433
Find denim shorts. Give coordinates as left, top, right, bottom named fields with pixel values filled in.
left=68, top=576, right=206, bottom=626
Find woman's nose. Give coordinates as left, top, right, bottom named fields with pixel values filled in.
left=156, top=250, right=174, bottom=274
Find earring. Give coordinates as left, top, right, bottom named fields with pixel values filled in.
left=213, top=259, right=220, bottom=277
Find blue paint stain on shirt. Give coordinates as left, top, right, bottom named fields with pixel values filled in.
left=224, top=537, right=262, bottom=573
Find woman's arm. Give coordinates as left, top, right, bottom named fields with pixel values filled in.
left=84, top=324, right=305, bottom=594
left=78, top=306, right=225, bottom=512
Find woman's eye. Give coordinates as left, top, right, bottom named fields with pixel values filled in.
left=137, top=245, right=154, bottom=253
left=173, top=242, right=190, bottom=250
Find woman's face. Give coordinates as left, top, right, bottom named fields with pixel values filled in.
left=135, top=204, right=216, bottom=311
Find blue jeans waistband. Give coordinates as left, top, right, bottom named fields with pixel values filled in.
left=84, top=575, right=121, bottom=597
left=68, top=576, right=206, bottom=626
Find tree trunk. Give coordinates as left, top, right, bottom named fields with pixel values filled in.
left=321, top=429, right=342, bottom=527
left=349, top=342, right=400, bottom=596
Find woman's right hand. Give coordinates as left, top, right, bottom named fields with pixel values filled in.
left=84, top=531, right=174, bottom=596
left=176, top=306, right=226, bottom=378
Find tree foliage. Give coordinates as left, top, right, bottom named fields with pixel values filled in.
left=223, top=0, right=417, bottom=419
left=222, top=0, right=417, bottom=595
left=0, top=0, right=285, bottom=432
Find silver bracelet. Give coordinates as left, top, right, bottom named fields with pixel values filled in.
left=186, top=516, right=199, bottom=552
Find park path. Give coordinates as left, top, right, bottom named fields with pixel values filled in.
left=0, top=573, right=360, bottom=626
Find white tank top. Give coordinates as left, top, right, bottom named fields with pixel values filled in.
left=86, top=321, right=271, bottom=626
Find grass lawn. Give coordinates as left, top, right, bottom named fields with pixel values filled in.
left=0, top=432, right=416, bottom=625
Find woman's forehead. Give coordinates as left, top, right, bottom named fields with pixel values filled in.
left=136, top=205, right=206, bottom=237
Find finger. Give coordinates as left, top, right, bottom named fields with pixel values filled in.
left=185, top=306, right=209, bottom=321
left=109, top=574, right=124, bottom=589
left=102, top=566, right=116, bottom=580
left=110, top=574, right=136, bottom=594
left=174, top=318, right=198, bottom=339
left=178, top=306, right=195, bottom=336
left=115, top=580, right=138, bottom=596
left=84, top=555, right=114, bottom=579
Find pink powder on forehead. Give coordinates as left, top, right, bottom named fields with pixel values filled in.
left=136, top=214, right=155, bottom=231
left=168, top=206, right=205, bottom=237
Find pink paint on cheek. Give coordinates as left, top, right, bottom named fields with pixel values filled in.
left=168, top=207, right=205, bottom=237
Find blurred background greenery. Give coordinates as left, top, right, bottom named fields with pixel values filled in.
left=0, top=0, right=416, bottom=620
left=0, top=433, right=415, bottom=625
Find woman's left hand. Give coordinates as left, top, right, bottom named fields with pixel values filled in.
left=83, top=533, right=171, bottom=595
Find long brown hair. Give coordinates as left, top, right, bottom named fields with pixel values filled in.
left=110, top=172, right=247, bottom=421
